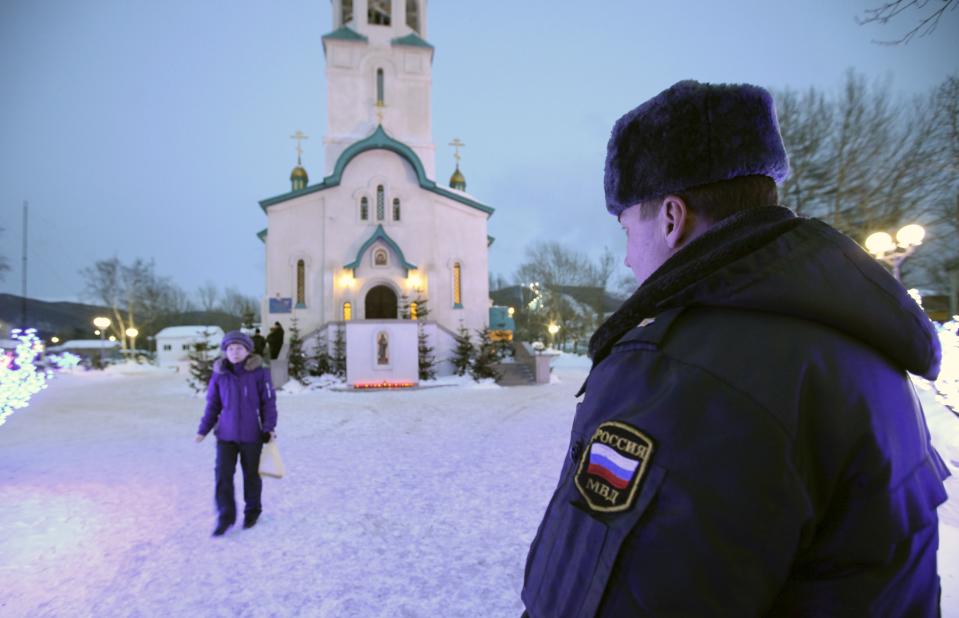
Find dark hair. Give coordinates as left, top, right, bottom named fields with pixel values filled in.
left=639, top=175, right=778, bottom=223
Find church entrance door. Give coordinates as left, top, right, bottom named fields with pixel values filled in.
left=365, top=285, right=398, bottom=319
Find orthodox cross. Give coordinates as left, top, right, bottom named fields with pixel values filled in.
left=290, top=130, right=309, bottom=163
left=449, top=138, right=465, bottom=164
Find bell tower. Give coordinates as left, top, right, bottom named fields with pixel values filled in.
left=323, top=0, right=435, bottom=177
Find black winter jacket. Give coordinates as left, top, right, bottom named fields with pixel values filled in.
left=522, top=207, right=949, bottom=617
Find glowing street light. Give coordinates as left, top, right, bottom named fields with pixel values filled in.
left=865, top=223, right=925, bottom=282
left=93, top=316, right=111, bottom=369
left=125, top=327, right=139, bottom=352
left=547, top=322, right=560, bottom=349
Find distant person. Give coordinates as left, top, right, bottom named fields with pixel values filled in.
left=251, top=328, right=267, bottom=357
left=266, top=321, right=284, bottom=360
left=195, top=330, right=278, bottom=537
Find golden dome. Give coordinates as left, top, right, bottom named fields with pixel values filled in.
left=290, top=166, right=308, bottom=181
left=449, top=165, right=466, bottom=191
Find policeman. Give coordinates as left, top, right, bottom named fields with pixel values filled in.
left=521, top=80, right=949, bottom=616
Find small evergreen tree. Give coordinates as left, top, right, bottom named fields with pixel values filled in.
left=187, top=328, right=218, bottom=393
left=331, top=324, right=347, bottom=378
left=450, top=323, right=474, bottom=376
left=287, top=317, right=308, bottom=384
left=471, top=327, right=502, bottom=380
left=418, top=323, right=436, bottom=381
left=405, top=295, right=436, bottom=380
left=309, top=331, right=332, bottom=376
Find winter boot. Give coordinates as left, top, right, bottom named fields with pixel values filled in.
left=243, top=511, right=261, bottom=529
left=212, top=516, right=235, bottom=537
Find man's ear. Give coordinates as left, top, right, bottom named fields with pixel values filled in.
left=660, top=195, right=692, bottom=249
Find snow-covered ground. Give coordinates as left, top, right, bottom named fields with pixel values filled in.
left=1, top=357, right=957, bottom=617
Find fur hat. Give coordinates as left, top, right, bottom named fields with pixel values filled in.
left=604, top=79, right=790, bottom=217
left=220, top=330, right=254, bottom=352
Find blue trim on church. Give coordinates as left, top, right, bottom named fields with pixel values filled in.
left=322, top=26, right=368, bottom=43
left=343, top=224, right=418, bottom=276
left=391, top=33, right=433, bottom=49
left=258, top=125, right=494, bottom=217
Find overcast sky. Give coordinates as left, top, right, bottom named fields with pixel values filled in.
left=1, top=0, right=957, bottom=304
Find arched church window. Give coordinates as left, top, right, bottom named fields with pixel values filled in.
left=392, top=198, right=401, bottom=221
left=453, top=262, right=463, bottom=307
left=376, top=185, right=385, bottom=221
left=360, top=197, right=369, bottom=220
left=376, top=68, right=385, bottom=105
left=374, top=249, right=388, bottom=266
left=343, top=302, right=352, bottom=321
left=406, top=0, right=420, bottom=33
left=341, top=0, right=353, bottom=24
left=296, top=260, right=306, bottom=306
left=368, top=0, right=391, bottom=26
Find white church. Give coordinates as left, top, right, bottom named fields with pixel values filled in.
left=257, top=0, right=494, bottom=387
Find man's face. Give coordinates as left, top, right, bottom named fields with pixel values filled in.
left=619, top=201, right=671, bottom=286
left=226, top=343, right=250, bottom=364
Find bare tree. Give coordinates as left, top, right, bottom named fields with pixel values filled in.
left=857, top=0, right=959, bottom=45
left=80, top=257, right=190, bottom=348
left=141, top=277, right=194, bottom=320
left=196, top=281, right=219, bottom=312
left=516, top=242, right=615, bottom=288
left=515, top=242, right=617, bottom=346
left=773, top=71, right=956, bottom=289
left=219, top=286, right=260, bottom=324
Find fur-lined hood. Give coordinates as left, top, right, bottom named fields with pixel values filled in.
left=212, top=354, right=265, bottom=374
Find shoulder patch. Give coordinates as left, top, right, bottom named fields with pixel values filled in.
left=574, top=421, right=654, bottom=513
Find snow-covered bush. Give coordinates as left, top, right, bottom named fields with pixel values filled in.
left=47, top=352, right=82, bottom=370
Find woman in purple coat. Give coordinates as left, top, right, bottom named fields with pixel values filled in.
left=195, top=330, right=278, bottom=536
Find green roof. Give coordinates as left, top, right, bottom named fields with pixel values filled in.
left=487, top=235, right=495, bottom=247
left=258, top=125, right=494, bottom=217
left=257, top=228, right=267, bottom=243
left=391, top=33, right=433, bottom=49
left=343, top=224, right=417, bottom=275
left=321, top=26, right=368, bottom=43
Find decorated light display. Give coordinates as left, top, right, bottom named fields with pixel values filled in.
left=47, top=351, right=82, bottom=370
left=0, top=328, right=52, bottom=427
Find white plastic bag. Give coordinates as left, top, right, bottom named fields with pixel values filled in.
left=259, top=439, right=285, bottom=479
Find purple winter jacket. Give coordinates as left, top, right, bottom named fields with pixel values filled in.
left=198, top=354, right=277, bottom=443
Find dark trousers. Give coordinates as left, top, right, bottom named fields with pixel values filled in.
left=215, top=439, right=263, bottom=521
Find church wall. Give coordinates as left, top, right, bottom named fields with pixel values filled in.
left=263, top=193, right=328, bottom=338
left=335, top=150, right=489, bottom=336
left=266, top=148, right=489, bottom=352
left=345, top=320, right=418, bottom=385
left=324, top=41, right=434, bottom=176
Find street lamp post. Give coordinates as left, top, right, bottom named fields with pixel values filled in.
left=865, top=223, right=925, bottom=283
left=125, top=327, right=139, bottom=360
left=92, top=316, right=111, bottom=368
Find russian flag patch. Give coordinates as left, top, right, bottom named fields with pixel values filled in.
left=575, top=421, right=654, bottom=513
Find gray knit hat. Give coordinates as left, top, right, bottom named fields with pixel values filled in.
left=604, top=79, right=790, bottom=217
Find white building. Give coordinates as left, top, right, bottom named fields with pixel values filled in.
left=154, top=326, right=224, bottom=367
left=258, top=0, right=493, bottom=387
